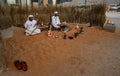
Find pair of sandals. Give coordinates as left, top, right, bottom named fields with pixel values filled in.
left=14, top=60, right=28, bottom=71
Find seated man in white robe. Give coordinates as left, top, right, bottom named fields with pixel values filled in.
left=24, top=15, right=41, bottom=36
left=51, top=11, right=61, bottom=30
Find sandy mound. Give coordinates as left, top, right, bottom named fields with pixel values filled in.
left=1, top=24, right=120, bottom=76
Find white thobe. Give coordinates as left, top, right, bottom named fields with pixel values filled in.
left=24, top=20, right=41, bottom=35
left=52, top=16, right=61, bottom=28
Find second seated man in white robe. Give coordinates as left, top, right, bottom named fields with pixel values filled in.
left=51, top=11, right=61, bottom=30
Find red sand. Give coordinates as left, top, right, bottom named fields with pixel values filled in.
left=1, top=24, right=120, bottom=76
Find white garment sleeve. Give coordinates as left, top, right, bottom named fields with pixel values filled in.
left=57, top=16, right=61, bottom=24
left=24, top=21, right=28, bottom=29
left=33, top=20, right=37, bottom=26
left=52, top=16, right=55, bottom=25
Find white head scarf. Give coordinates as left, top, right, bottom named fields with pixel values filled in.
left=54, top=11, right=58, bottom=14
left=28, top=15, right=33, bottom=18
left=27, top=15, right=34, bottom=21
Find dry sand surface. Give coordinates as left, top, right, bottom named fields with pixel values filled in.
left=1, top=24, right=120, bottom=76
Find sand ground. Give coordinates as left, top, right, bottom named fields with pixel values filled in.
left=0, top=24, right=120, bottom=76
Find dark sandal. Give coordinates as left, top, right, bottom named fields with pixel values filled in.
left=14, top=60, right=22, bottom=70
left=21, top=61, right=28, bottom=71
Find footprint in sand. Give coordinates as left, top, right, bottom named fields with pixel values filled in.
left=68, top=56, right=86, bottom=75
left=69, top=56, right=83, bottom=65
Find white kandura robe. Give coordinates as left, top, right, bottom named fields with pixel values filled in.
left=52, top=16, right=61, bottom=28
left=24, top=20, right=41, bottom=35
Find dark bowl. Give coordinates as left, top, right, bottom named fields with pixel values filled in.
left=68, top=36, right=74, bottom=39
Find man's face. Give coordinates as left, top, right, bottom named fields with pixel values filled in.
left=55, top=14, right=58, bottom=16
left=29, top=17, right=33, bottom=21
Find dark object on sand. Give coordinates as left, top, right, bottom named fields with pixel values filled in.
left=61, top=25, right=67, bottom=29
left=63, top=33, right=67, bottom=39
left=74, top=32, right=79, bottom=38
left=53, top=27, right=61, bottom=31
left=79, top=27, right=84, bottom=33
left=68, top=36, right=74, bottom=39
left=21, top=61, right=28, bottom=71
left=14, top=60, right=28, bottom=71
left=74, top=27, right=84, bottom=38
left=14, top=60, right=22, bottom=70
left=78, top=27, right=83, bottom=34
